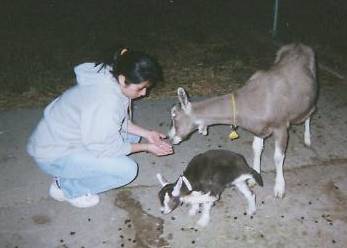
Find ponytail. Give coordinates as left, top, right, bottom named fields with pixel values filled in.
left=112, top=47, right=129, bottom=74
left=94, top=45, right=126, bottom=71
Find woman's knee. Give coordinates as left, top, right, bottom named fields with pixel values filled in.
left=124, top=159, right=138, bottom=182
left=109, top=157, right=138, bottom=184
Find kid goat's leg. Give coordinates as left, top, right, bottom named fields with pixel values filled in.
left=188, top=192, right=201, bottom=216
left=189, top=203, right=200, bottom=216
left=273, top=127, right=288, bottom=198
left=235, top=181, right=256, bottom=215
left=304, top=117, right=311, bottom=146
left=252, top=136, right=264, bottom=173
left=197, top=201, right=214, bottom=227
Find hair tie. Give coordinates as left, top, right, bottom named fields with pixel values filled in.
left=120, top=48, right=128, bottom=55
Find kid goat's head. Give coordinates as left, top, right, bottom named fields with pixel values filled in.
left=168, top=87, right=207, bottom=144
left=156, top=173, right=192, bottom=214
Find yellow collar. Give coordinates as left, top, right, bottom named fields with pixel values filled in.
left=229, top=93, right=239, bottom=140
left=231, top=93, right=237, bottom=126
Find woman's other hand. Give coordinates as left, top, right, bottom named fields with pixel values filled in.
left=147, top=141, right=173, bottom=156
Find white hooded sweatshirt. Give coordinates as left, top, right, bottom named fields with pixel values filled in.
left=27, top=63, right=132, bottom=162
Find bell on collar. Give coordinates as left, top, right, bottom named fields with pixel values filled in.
left=229, top=125, right=239, bottom=140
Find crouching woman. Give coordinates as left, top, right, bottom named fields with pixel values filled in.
left=27, top=48, right=173, bottom=208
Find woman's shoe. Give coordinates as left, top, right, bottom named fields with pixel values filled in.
left=49, top=180, right=99, bottom=208
left=49, top=180, right=66, bottom=202
left=66, top=194, right=100, bottom=208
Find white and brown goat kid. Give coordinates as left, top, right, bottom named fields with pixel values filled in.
left=157, top=150, right=263, bottom=227
left=168, top=43, right=318, bottom=198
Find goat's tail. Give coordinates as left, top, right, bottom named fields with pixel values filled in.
left=250, top=169, right=263, bottom=187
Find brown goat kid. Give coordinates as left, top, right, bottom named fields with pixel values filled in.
left=168, top=43, right=318, bottom=198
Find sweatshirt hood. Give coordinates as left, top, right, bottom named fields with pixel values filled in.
left=74, top=63, right=117, bottom=86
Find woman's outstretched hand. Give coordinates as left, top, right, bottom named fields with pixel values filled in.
left=147, top=141, right=173, bottom=156
left=145, top=130, right=168, bottom=145
left=128, top=126, right=173, bottom=156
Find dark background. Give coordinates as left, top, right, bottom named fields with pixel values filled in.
left=1, top=0, right=346, bottom=108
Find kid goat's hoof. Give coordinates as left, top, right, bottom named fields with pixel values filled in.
left=247, top=209, right=256, bottom=216
left=197, top=217, right=209, bottom=227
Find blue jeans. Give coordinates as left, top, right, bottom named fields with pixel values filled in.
left=35, top=134, right=140, bottom=199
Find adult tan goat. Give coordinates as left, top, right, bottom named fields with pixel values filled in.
left=168, top=43, right=318, bottom=198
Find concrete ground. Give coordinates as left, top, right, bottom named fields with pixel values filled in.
left=1, top=78, right=347, bottom=248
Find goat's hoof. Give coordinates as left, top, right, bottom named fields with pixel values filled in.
left=189, top=209, right=198, bottom=216
left=274, top=181, right=285, bottom=199
left=304, top=137, right=311, bottom=147
left=304, top=143, right=311, bottom=148
left=274, top=188, right=285, bottom=199
left=247, top=208, right=256, bottom=216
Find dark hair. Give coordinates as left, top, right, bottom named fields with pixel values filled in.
left=112, top=49, right=162, bottom=86
left=95, top=48, right=162, bottom=86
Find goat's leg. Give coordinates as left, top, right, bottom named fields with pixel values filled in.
left=235, top=181, right=256, bottom=215
left=252, top=136, right=264, bottom=173
left=248, top=136, right=264, bottom=187
left=273, top=128, right=288, bottom=198
left=197, top=201, right=214, bottom=227
left=304, top=117, right=311, bottom=146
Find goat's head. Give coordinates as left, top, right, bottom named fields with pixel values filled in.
left=156, top=173, right=192, bottom=214
left=168, top=87, right=207, bottom=144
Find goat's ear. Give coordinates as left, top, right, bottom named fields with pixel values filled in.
left=156, top=173, right=168, bottom=187
left=275, top=44, right=292, bottom=64
left=172, top=177, right=183, bottom=197
left=170, top=105, right=177, bottom=117
left=177, top=87, right=191, bottom=113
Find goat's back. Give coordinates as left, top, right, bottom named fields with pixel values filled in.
left=183, top=150, right=258, bottom=195
left=237, top=43, right=318, bottom=130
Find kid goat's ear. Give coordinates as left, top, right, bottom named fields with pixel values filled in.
left=172, top=177, right=183, bottom=197
left=156, top=173, right=168, bottom=187
left=177, top=87, right=191, bottom=113
left=182, top=176, right=193, bottom=191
